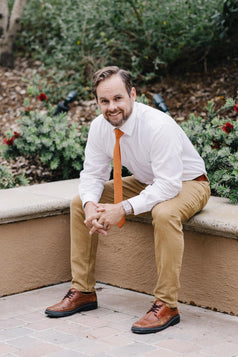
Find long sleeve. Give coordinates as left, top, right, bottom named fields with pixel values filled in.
left=128, top=122, right=184, bottom=215
left=78, top=118, right=112, bottom=206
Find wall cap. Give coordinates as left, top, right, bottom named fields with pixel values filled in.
left=0, top=179, right=237, bottom=239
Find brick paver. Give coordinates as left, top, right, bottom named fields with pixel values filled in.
left=0, top=282, right=237, bottom=357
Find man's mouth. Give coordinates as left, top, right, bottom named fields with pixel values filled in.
left=108, top=111, right=121, bottom=117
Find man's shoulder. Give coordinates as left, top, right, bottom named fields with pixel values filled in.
left=136, top=102, right=175, bottom=128
left=90, top=114, right=108, bottom=130
left=91, top=113, right=104, bottom=125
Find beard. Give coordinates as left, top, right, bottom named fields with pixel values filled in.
left=104, top=107, right=133, bottom=128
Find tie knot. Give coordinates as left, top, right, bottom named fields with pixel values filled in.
left=114, top=128, right=124, bottom=139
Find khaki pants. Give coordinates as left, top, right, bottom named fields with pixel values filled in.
left=70, top=176, right=210, bottom=307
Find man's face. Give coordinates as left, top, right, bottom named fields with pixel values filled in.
left=96, top=74, right=136, bottom=128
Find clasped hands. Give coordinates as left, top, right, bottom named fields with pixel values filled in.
left=84, top=201, right=125, bottom=236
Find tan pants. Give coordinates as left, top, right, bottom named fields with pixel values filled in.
left=70, top=176, right=210, bottom=308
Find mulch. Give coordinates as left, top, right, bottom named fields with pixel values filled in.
left=0, top=57, right=237, bottom=184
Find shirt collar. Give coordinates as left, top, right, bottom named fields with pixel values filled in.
left=119, top=102, right=137, bottom=136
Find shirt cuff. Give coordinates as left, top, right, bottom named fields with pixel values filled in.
left=128, top=195, right=152, bottom=216
left=79, top=194, right=100, bottom=208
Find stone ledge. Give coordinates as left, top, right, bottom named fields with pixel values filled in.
left=129, top=196, right=238, bottom=240
left=0, top=179, right=238, bottom=239
left=0, top=179, right=78, bottom=224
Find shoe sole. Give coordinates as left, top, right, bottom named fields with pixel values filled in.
left=131, top=314, right=180, bottom=334
left=45, top=301, right=98, bottom=318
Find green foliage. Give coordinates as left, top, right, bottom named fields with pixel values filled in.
left=212, top=0, right=238, bottom=38
left=0, top=164, right=29, bottom=189
left=181, top=98, right=238, bottom=203
left=1, top=108, right=89, bottom=180
left=15, top=0, right=225, bottom=95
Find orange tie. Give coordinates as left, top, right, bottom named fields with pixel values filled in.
left=113, top=128, right=125, bottom=228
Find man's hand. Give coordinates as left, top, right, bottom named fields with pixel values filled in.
left=86, top=202, right=125, bottom=236
left=84, top=201, right=107, bottom=236
left=84, top=202, right=125, bottom=236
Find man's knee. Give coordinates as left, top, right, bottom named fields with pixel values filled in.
left=70, top=195, right=83, bottom=212
left=152, top=202, right=180, bottom=226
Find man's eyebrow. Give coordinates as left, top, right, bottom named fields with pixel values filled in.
left=99, top=93, right=123, bottom=100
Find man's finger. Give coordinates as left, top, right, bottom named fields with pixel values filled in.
left=89, top=219, right=104, bottom=235
left=90, top=228, right=108, bottom=236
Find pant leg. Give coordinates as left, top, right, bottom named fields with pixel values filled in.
left=71, top=176, right=146, bottom=292
left=152, top=180, right=210, bottom=308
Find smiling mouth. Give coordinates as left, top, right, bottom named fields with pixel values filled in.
left=108, top=112, right=121, bottom=117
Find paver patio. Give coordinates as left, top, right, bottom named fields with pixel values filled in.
left=0, top=282, right=238, bottom=357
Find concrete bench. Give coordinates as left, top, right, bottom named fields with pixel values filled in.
left=0, top=179, right=237, bottom=315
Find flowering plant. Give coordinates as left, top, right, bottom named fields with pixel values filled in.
left=38, top=92, right=48, bottom=101
left=1, top=106, right=89, bottom=181
left=3, top=131, right=20, bottom=146
left=181, top=98, right=238, bottom=203
left=222, top=121, right=234, bottom=133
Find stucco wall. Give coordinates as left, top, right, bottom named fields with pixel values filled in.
left=95, top=221, right=238, bottom=315
left=0, top=180, right=237, bottom=315
left=0, top=215, right=71, bottom=297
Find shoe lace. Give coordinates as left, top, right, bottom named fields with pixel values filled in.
left=148, top=302, right=163, bottom=315
left=63, top=289, right=76, bottom=300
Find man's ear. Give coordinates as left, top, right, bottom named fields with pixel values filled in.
left=130, top=87, right=136, bottom=100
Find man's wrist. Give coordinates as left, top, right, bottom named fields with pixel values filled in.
left=122, top=200, right=133, bottom=215
left=83, top=201, right=94, bottom=211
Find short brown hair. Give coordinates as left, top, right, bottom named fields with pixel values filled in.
left=92, top=66, right=133, bottom=99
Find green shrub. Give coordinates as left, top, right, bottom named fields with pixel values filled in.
left=1, top=107, right=89, bottom=180
left=181, top=98, right=238, bottom=203
left=15, top=0, right=224, bottom=94
left=0, top=164, right=29, bottom=189
left=212, top=0, right=238, bottom=38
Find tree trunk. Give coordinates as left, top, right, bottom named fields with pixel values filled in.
left=0, top=0, right=27, bottom=68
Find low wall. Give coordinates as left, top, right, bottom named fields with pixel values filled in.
left=96, top=217, right=238, bottom=315
left=0, top=180, right=237, bottom=315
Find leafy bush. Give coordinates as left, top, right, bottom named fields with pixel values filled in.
left=212, top=0, right=238, bottom=38
left=1, top=107, right=89, bottom=180
left=0, top=164, right=28, bottom=189
left=15, top=0, right=225, bottom=94
left=181, top=98, right=238, bottom=203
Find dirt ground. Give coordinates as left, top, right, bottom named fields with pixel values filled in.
left=0, top=57, right=237, bottom=183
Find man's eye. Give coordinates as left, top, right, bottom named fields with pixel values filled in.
left=115, top=97, right=122, bottom=101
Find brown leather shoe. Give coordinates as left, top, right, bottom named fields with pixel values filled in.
left=45, top=288, right=98, bottom=318
left=131, top=300, right=180, bottom=334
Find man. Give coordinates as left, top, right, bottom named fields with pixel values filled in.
left=45, top=66, right=210, bottom=334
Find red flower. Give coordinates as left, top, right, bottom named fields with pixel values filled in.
left=222, top=122, right=234, bottom=134
left=14, top=131, right=20, bottom=138
left=3, top=132, right=20, bottom=145
left=234, top=103, right=238, bottom=113
left=4, top=136, right=15, bottom=146
left=38, top=93, right=48, bottom=101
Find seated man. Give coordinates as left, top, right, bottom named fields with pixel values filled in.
left=45, top=66, right=210, bottom=334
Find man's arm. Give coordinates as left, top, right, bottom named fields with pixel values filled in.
left=128, top=123, right=184, bottom=215
left=79, top=118, right=112, bottom=207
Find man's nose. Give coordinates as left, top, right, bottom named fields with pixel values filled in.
left=108, top=101, right=117, bottom=111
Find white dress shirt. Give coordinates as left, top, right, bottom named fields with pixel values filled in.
left=79, top=102, right=206, bottom=215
